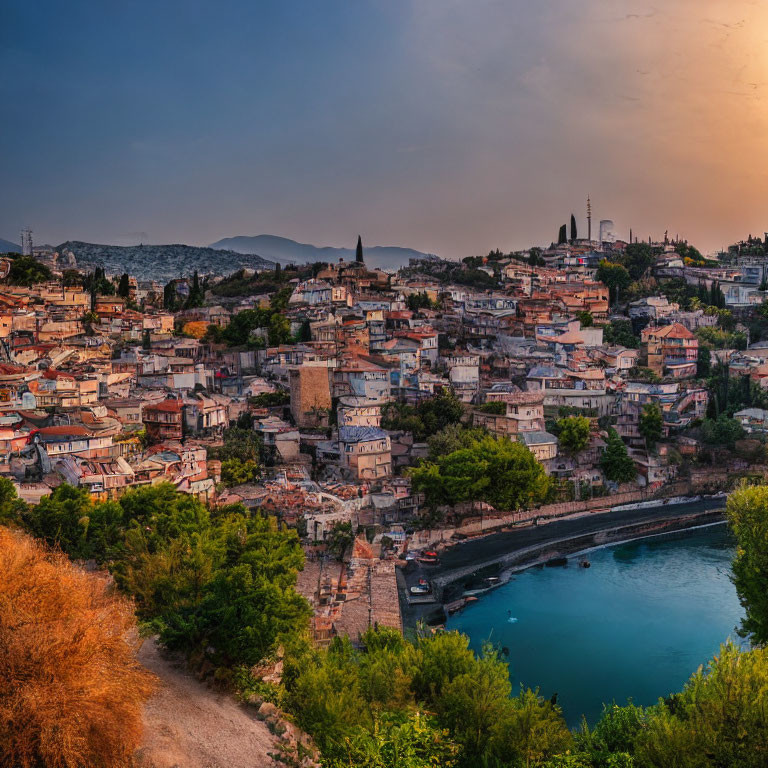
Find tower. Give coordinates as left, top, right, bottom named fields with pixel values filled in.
left=20, top=228, right=33, bottom=256
left=587, top=197, right=592, bottom=242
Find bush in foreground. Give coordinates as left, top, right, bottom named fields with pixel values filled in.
left=0, top=527, right=154, bottom=768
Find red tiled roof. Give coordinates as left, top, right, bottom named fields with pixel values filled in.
left=43, top=369, right=75, bottom=380
left=145, top=399, right=183, bottom=413
left=36, top=425, right=91, bottom=436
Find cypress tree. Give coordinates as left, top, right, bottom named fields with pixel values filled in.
left=558, top=224, right=567, bottom=245
left=570, top=214, right=577, bottom=242
left=356, top=235, right=364, bottom=263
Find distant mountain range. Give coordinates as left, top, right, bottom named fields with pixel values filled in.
left=209, top=234, right=438, bottom=271
left=0, top=238, right=20, bottom=253
left=56, top=241, right=275, bottom=283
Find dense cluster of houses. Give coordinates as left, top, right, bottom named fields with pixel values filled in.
left=6, top=236, right=768, bottom=641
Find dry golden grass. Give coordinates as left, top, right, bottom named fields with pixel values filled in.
left=0, top=527, right=155, bottom=768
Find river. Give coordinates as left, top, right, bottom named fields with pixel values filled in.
left=445, top=524, right=744, bottom=727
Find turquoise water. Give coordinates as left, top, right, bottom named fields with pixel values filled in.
left=445, top=524, right=744, bottom=727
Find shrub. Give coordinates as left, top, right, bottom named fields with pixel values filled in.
left=0, top=528, right=154, bottom=768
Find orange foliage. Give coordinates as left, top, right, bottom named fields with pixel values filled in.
left=182, top=320, right=209, bottom=339
left=0, top=528, right=155, bottom=768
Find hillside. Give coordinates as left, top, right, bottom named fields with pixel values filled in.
left=136, top=639, right=275, bottom=768
left=0, top=238, right=20, bottom=253
left=209, top=234, right=437, bottom=271
left=56, top=241, right=275, bottom=283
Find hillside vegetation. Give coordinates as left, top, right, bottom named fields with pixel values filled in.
left=0, top=527, right=154, bottom=768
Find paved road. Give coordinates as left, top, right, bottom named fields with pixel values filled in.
left=399, top=497, right=727, bottom=626
left=433, top=496, right=727, bottom=576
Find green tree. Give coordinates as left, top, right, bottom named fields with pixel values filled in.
left=558, top=224, right=567, bottom=245
left=596, top=261, right=631, bottom=305
left=326, top=521, right=354, bottom=559
left=621, top=242, right=655, bottom=281
left=476, top=400, right=506, bottom=415
left=602, top=319, right=639, bottom=349
left=438, top=647, right=512, bottom=758
left=324, top=711, right=459, bottom=768
left=556, top=416, right=591, bottom=456
left=427, top=425, right=489, bottom=461
left=697, top=344, right=711, bottom=378
left=576, top=310, right=593, bottom=327
left=600, top=429, right=636, bottom=484
left=220, top=458, right=261, bottom=487
left=489, top=688, right=574, bottom=768
left=208, top=427, right=263, bottom=463
left=406, top=292, right=434, bottom=311
left=727, top=484, right=768, bottom=644
left=117, top=273, right=130, bottom=298
left=185, top=270, right=204, bottom=308
left=632, top=642, right=768, bottom=768
left=268, top=313, right=291, bottom=346
left=22, top=484, right=124, bottom=562
left=0, top=477, right=27, bottom=525
left=701, top=415, right=745, bottom=448
left=61, top=268, right=82, bottom=287
left=409, top=435, right=551, bottom=512
left=8, top=255, right=53, bottom=287
left=356, top=235, right=364, bottom=263
left=270, top=284, right=293, bottom=312
left=570, top=213, right=577, bottom=242
left=638, top=402, right=663, bottom=449
left=417, top=389, right=465, bottom=437
left=297, top=319, right=312, bottom=342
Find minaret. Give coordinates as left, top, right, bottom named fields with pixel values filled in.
left=587, top=197, right=592, bottom=242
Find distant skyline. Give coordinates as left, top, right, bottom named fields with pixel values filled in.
left=3, top=0, right=768, bottom=258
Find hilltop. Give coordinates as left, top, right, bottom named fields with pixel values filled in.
left=208, top=234, right=438, bottom=271
left=56, top=241, right=275, bottom=282
left=0, top=238, right=21, bottom=253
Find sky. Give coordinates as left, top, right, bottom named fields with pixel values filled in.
left=2, top=0, right=768, bottom=258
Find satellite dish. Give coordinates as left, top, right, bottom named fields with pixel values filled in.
left=0, top=259, right=11, bottom=280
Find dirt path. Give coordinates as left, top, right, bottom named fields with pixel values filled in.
left=135, top=638, right=276, bottom=768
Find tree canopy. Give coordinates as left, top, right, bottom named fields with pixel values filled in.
left=8, top=254, right=53, bottom=286
left=382, top=389, right=465, bottom=441
left=727, top=484, right=768, bottom=644
left=555, top=416, right=591, bottom=456
left=596, top=261, right=631, bottom=305
left=638, top=402, right=663, bottom=449
left=600, top=428, right=636, bottom=484
left=409, top=434, right=551, bottom=511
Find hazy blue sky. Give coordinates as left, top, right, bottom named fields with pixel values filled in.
left=3, top=0, right=768, bottom=257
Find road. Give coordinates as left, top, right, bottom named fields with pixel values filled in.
left=400, top=496, right=727, bottom=627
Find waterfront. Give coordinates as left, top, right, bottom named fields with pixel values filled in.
left=445, top=524, right=744, bottom=727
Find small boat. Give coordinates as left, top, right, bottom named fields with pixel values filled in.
left=484, top=576, right=500, bottom=585
left=417, top=556, right=439, bottom=565
left=410, top=584, right=431, bottom=595
left=424, top=550, right=438, bottom=558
